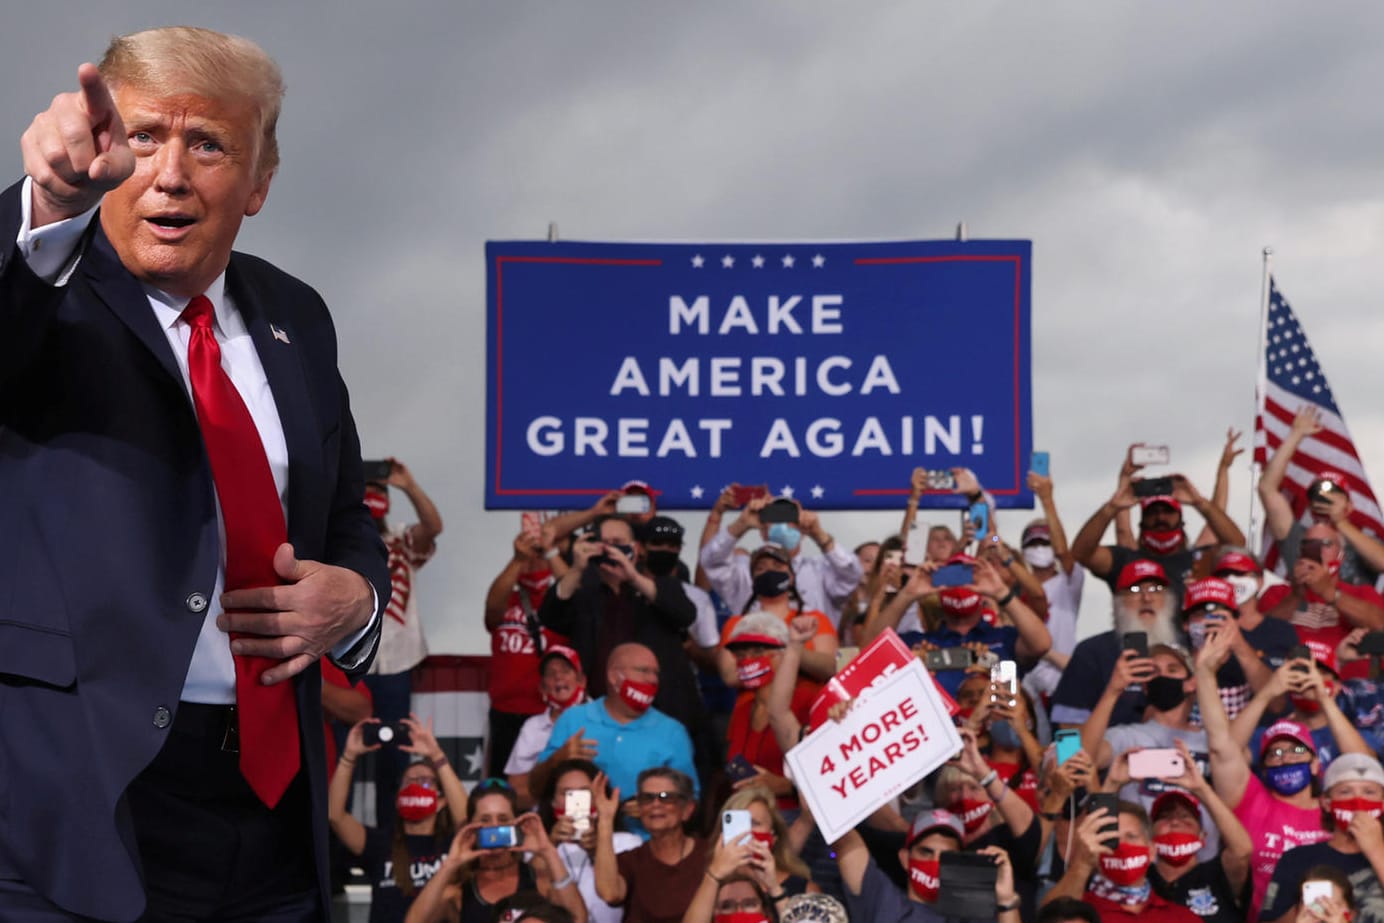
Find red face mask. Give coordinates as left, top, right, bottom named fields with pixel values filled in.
left=1291, top=682, right=1333, bottom=715
left=736, top=655, right=775, bottom=690
left=543, top=682, right=585, bottom=713
left=908, top=858, right=941, bottom=902
left=1153, top=831, right=1203, bottom=866
left=617, top=677, right=657, bottom=713
left=364, top=487, right=390, bottom=520
left=751, top=830, right=775, bottom=848
left=1141, top=528, right=1186, bottom=555
left=951, top=798, right=993, bottom=834
left=713, top=914, right=768, bottom=923
left=396, top=783, right=439, bottom=822
left=1099, top=841, right=1151, bottom=887
left=1330, top=797, right=1384, bottom=828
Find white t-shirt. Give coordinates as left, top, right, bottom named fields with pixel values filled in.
left=558, top=834, right=642, bottom=923
left=1022, top=565, right=1085, bottom=699
left=686, top=582, right=721, bottom=648
left=504, top=709, right=558, bottom=775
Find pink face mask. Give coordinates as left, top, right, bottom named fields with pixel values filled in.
left=617, top=677, right=657, bottom=713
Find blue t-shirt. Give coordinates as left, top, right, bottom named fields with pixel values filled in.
left=536, top=697, right=698, bottom=804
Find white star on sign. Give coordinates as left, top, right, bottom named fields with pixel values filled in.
left=811, top=485, right=825, bottom=499
left=690, top=485, right=704, bottom=499
left=463, top=743, right=484, bottom=777
left=812, top=253, right=826, bottom=268
left=722, top=254, right=735, bottom=268
left=691, top=254, right=704, bottom=268
left=782, top=254, right=795, bottom=268
left=780, top=485, right=795, bottom=498
left=752, top=254, right=765, bottom=268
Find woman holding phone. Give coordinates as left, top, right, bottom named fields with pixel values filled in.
left=718, top=786, right=819, bottom=898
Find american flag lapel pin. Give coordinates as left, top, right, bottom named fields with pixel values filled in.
left=270, top=324, right=291, bottom=345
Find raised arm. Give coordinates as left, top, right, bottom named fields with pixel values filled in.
left=1071, top=475, right=1138, bottom=578
left=1259, top=407, right=1322, bottom=541
left=387, top=459, right=443, bottom=553
left=1172, top=474, right=1245, bottom=547
left=592, top=775, right=629, bottom=906
left=485, top=532, right=536, bottom=631
left=900, top=467, right=928, bottom=542
left=328, top=718, right=378, bottom=856
left=1193, top=429, right=1243, bottom=546
left=1194, top=631, right=1251, bottom=808
left=1079, top=650, right=1153, bottom=767
left=401, top=715, right=468, bottom=826
left=973, top=559, right=1050, bottom=661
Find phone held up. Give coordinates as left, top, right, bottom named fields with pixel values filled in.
left=478, top=825, right=521, bottom=849
left=564, top=790, right=593, bottom=836
left=362, top=459, right=393, bottom=483
left=722, top=809, right=753, bottom=845
left=362, top=721, right=411, bottom=748
left=1029, top=451, right=1050, bottom=478
left=1131, top=445, right=1171, bottom=467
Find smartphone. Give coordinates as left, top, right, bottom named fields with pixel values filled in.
left=1122, top=632, right=1149, bottom=659
left=1030, top=451, right=1050, bottom=478
left=1300, top=539, right=1326, bottom=564
left=725, top=755, right=758, bottom=784
left=932, top=563, right=975, bottom=588
left=1055, top=729, right=1082, bottom=765
left=564, top=790, right=592, bottom=836
left=933, top=852, right=998, bottom=919
left=362, top=459, right=392, bottom=483
left=926, top=469, right=957, bottom=490
left=1133, top=476, right=1174, bottom=498
left=967, top=501, right=989, bottom=538
left=732, top=484, right=769, bottom=508
left=615, top=493, right=651, bottom=515
left=1358, top=632, right=1384, bottom=655
left=1084, top=793, right=1120, bottom=849
left=1131, top=445, right=1171, bottom=466
left=1128, top=748, right=1185, bottom=780
left=477, top=825, right=521, bottom=849
left=1302, top=880, right=1334, bottom=907
left=991, top=660, right=1018, bottom=697
left=1288, top=643, right=1313, bottom=672
left=760, top=498, right=800, bottom=524
left=925, top=647, right=974, bottom=672
left=361, top=722, right=404, bottom=748
left=904, top=541, right=928, bottom=567
left=722, top=809, right=753, bottom=845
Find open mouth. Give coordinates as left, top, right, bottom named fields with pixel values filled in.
left=147, top=216, right=195, bottom=228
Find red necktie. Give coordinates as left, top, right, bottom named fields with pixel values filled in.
left=182, top=295, right=300, bottom=808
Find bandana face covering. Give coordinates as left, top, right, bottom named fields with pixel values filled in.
left=1153, top=831, right=1203, bottom=866
left=396, top=783, right=439, bottom=822
left=617, top=677, right=657, bottom=713
left=1098, top=841, right=1151, bottom=887
left=736, top=655, right=775, bottom=690
left=1330, top=797, right=1384, bottom=828
left=951, top=798, right=993, bottom=833
left=908, top=858, right=941, bottom=902
left=1140, top=528, right=1186, bottom=555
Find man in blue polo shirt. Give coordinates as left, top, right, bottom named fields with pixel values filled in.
left=896, top=555, right=1051, bottom=697
left=528, top=642, right=697, bottom=834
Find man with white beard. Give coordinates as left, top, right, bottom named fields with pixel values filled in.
left=1050, top=560, right=1185, bottom=727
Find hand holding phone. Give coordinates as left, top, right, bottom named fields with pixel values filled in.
left=1055, top=729, right=1082, bottom=765
left=722, top=809, right=753, bottom=845
left=1131, top=445, right=1171, bottom=467
left=1127, top=748, right=1185, bottom=780
left=477, top=825, right=521, bottom=849
left=1030, top=451, right=1050, bottom=478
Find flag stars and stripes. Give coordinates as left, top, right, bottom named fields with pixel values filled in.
left=722, top=254, right=735, bottom=268
left=782, top=254, right=796, bottom=268
left=691, top=254, right=705, bottom=268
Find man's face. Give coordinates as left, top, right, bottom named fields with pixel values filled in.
left=1115, top=579, right=1180, bottom=646
left=898, top=832, right=957, bottom=870
left=1117, top=812, right=1150, bottom=849
left=1152, top=802, right=1201, bottom=839
left=598, top=519, right=635, bottom=548
left=609, top=648, right=659, bottom=693
left=541, top=659, right=582, bottom=703
left=1261, top=736, right=1315, bottom=770
left=101, top=85, right=270, bottom=298
left=1141, top=503, right=1181, bottom=533
left=955, top=675, right=989, bottom=712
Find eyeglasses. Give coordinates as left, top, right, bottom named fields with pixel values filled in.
left=1123, top=585, right=1167, bottom=595
left=637, top=790, right=688, bottom=805
left=1266, top=744, right=1311, bottom=760
left=715, top=898, right=766, bottom=914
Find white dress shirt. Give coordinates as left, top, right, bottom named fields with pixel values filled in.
left=16, top=178, right=376, bottom=703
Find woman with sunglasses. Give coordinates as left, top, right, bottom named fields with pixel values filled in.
left=594, top=767, right=706, bottom=923
left=330, top=715, right=469, bottom=922
left=404, top=777, right=587, bottom=923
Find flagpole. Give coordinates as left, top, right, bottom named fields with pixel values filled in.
left=1248, top=247, right=1273, bottom=552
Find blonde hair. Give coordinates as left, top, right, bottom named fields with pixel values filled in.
left=99, top=26, right=284, bottom=179
left=720, top=786, right=810, bottom=880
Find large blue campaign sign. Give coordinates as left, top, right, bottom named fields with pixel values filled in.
left=485, top=239, right=1032, bottom=510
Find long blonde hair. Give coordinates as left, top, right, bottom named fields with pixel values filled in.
left=720, top=786, right=810, bottom=880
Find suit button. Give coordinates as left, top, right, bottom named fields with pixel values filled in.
left=186, top=592, right=208, bottom=613
left=153, top=706, right=172, bottom=729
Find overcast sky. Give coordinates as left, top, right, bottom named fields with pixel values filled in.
left=8, top=2, right=1384, bottom=651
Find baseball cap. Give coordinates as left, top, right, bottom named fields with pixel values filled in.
left=1213, top=550, right=1262, bottom=576
left=1182, top=577, right=1238, bottom=615
left=726, top=612, right=789, bottom=649
left=1140, top=495, right=1183, bottom=513
left=1303, top=639, right=1340, bottom=677
left=1115, top=559, right=1169, bottom=592
left=1323, top=752, right=1384, bottom=791
left=539, top=645, right=584, bottom=674
left=905, top=808, right=965, bottom=848
left=1151, top=788, right=1202, bottom=820
left=751, top=543, right=792, bottom=566
left=621, top=479, right=656, bottom=496
left=1021, top=521, right=1052, bottom=547
left=640, top=515, right=685, bottom=544
left=1260, top=719, right=1317, bottom=759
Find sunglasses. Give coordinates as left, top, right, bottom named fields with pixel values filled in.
left=475, top=777, right=515, bottom=793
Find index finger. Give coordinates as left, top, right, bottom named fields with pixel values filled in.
left=77, top=63, right=116, bottom=121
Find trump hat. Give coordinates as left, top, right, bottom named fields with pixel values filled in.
left=1116, top=559, right=1169, bottom=592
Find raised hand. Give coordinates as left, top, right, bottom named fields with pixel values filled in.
left=399, top=713, right=444, bottom=762
left=1219, top=428, right=1245, bottom=470
left=1291, top=405, right=1324, bottom=439
left=22, top=64, right=135, bottom=226
left=555, top=729, right=598, bottom=764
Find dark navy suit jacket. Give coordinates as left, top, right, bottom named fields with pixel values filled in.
left=0, top=179, right=389, bottom=921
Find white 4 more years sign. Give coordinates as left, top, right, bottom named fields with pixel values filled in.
left=785, top=658, right=963, bottom=843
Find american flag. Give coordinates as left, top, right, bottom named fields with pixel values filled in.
left=1253, top=277, right=1384, bottom=570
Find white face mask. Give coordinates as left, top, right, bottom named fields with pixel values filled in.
left=1224, top=574, right=1260, bottom=607
left=1023, top=545, right=1055, bottom=569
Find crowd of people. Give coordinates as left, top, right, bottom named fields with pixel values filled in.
left=335, top=419, right=1384, bottom=923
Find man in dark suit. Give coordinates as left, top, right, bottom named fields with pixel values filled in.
left=0, top=26, right=389, bottom=921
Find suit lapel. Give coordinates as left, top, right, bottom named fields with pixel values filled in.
left=226, top=255, right=321, bottom=541
left=83, top=223, right=185, bottom=388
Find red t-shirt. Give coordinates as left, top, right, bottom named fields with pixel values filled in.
left=1083, top=891, right=1200, bottom=922
left=727, top=680, right=817, bottom=810
left=1258, top=581, right=1384, bottom=680
left=488, top=575, right=568, bottom=714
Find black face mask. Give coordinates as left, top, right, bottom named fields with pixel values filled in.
left=753, top=570, right=793, bottom=599
left=644, top=549, right=681, bottom=577
left=1146, top=675, right=1187, bottom=712
left=594, top=543, right=636, bottom=567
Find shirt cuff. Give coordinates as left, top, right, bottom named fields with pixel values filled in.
left=17, top=176, right=98, bottom=284
left=330, top=586, right=381, bottom=667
